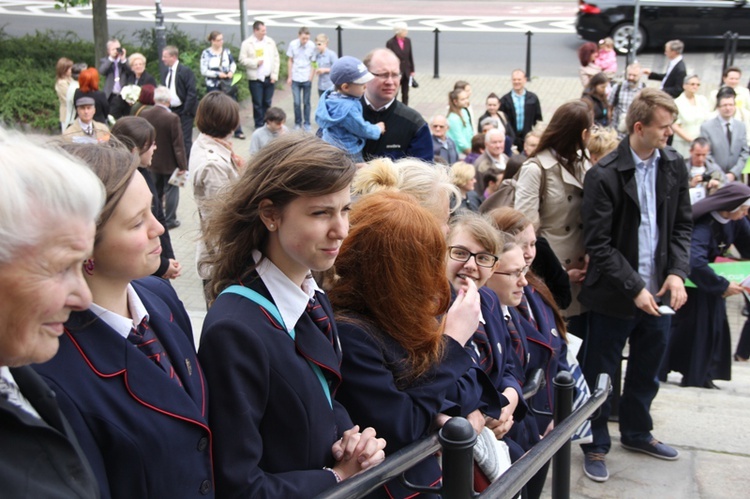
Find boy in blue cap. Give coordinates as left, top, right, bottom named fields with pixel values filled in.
left=315, top=55, right=385, bottom=162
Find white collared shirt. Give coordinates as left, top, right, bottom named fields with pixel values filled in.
left=89, top=284, right=150, bottom=339
left=166, top=61, right=182, bottom=108
left=251, top=249, right=322, bottom=333
left=364, top=95, right=396, bottom=112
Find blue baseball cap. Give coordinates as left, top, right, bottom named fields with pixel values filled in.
left=330, top=56, right=374, bottom=86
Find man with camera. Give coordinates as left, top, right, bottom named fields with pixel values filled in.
left=99, top=38, right=131, bottom=119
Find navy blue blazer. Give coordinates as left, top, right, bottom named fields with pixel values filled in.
left=517, top=286, right=570, bottom=431
left=198, top=276, right=351, bottom=498
left=444, top=288, right=526, bottom=421
left=1, top=366, right=99, bottom=498
left=335, top=312, right=474, bottom=499
left=34, top=277, right=213, bottom=499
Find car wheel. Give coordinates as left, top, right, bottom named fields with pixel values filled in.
left=611, top=23, right=647, bottom=55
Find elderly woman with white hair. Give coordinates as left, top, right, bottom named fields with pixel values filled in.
left=0, top=128, right=103, bottom=498
left=385, top=22, right=416, bottom=105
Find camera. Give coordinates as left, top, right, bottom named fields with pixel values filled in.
left=702, top=173, right=712, bottom=182
left=116, top=47, right=124, bottom=55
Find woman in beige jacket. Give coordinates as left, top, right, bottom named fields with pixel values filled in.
left=514, top=100, right=593, bottom=329
left=191, top=92, right=245, bottom=290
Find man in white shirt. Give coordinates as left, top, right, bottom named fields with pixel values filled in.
left=644, top=40, right=686, bottom=99
left=240, top=21, right=280, bottom=129
left=286, top=27, right=315, bottom=131
left=161, top=45, right=197, bottom=160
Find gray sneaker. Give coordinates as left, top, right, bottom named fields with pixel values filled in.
left=583, top=452, right=609, bottom=482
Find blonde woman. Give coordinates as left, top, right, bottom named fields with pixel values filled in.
left=450, top=161, right=482, bottom=213
left=55, top=57, right=73, bottom=132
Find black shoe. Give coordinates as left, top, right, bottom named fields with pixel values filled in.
left=166, top=220, right=181, bottom=230
left=621, top=438, right=679, bottom=460
left=234, top=132, right=246, bottom=140
left=703, top=379, right=720, bottom=389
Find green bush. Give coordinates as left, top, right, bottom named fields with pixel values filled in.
left=0, top=26, right=288, bottom=132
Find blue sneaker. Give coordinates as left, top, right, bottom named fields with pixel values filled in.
left=583, top=452, right=609, bottom=482
left=621, top=438, right=679, bottom=460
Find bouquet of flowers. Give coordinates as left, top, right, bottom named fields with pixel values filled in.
left=120, top=85, right=141, bottom=105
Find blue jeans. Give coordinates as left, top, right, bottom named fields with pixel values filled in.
left=291, top=80, right=311, bottom=127
left=580, top=309, right=671, bottom=454
left=248, top=77, right=275, bottom=129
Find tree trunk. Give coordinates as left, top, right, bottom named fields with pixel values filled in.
left=92, top=0, right=109, bottom=64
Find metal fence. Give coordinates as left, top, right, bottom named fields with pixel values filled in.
left=315, top=372, right=612, bottom=499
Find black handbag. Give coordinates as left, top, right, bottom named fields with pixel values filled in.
left=218, top=79, right=238, bottom=98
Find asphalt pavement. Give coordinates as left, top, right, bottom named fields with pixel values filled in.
left=166, top=49, right=750, bottom=498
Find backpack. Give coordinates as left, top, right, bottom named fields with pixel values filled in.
left=479, top=156, right=546, bottom=214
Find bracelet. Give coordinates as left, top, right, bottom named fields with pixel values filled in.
left=324, top=467, right=342, bottom=483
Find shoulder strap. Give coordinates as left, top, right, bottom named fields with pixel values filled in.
left=525, top=156, right=546, bottom=207
left=220, top=284, right=332, bottom=408
left=612, top=82, right=621, bottom=108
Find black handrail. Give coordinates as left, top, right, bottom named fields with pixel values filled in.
left=478, top=373, right=611, bottom=499
left=315, top=368, right=547, bottom=499
left=314, top=434, right=441, bottom=499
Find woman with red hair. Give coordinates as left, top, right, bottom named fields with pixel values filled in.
left=73, top=67, right=109, bottom=124
left=330, top=191, right=481, bottom=499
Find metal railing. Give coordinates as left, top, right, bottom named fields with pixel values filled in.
left=479, top=373, right=610, bottom=499
left=316, top=372, right=611, bottom=499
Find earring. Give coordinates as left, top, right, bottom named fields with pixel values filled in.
left=269, top=223, right=275, bottom=230
left=83, top=258, right=95, bottom=276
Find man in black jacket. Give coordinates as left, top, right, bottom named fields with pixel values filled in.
left=500, top=69, right=543, bottom=152
left=161, top=45, right=198, bottom=161
left=360, top=48, right=432, bottom=162
left=644, top=40, right=687, bottom=99
left=578, top=88, right=692, bottom=483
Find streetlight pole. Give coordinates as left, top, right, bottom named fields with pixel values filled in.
left=239, top=0, right=248, bottom=42
left=155, top=0, right=167, bottom=73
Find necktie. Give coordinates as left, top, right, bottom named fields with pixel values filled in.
left=505, top=314, right=524, bottom=363
left=466, top=320, right=494, bottom=374
left=127, top=318, right=182, bottom=387
left=166, top=68, right=173, bottom=89
left=113, top=62, right=121, bottom=94
left=85, top=125, right=94, bottom=136
left=306, top=298, right=333, bottom=345
left=726, top=122, right=732, bottom=146
left=517, top=294, right=537, bottom=330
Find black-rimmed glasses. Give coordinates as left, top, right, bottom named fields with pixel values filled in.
left=448, top=246, right=499, bottom=268
left=494, top=266, right=530, bottom=279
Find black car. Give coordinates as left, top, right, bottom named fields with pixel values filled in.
left=576, top=0, right=750, bottom=54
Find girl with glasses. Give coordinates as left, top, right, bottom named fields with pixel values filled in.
left=444, top=214, right=542, bottom=486
left=487, top=207, right=576, bottom=499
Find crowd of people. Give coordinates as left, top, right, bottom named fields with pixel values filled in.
left=14, top=25, right=749, bottom=498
